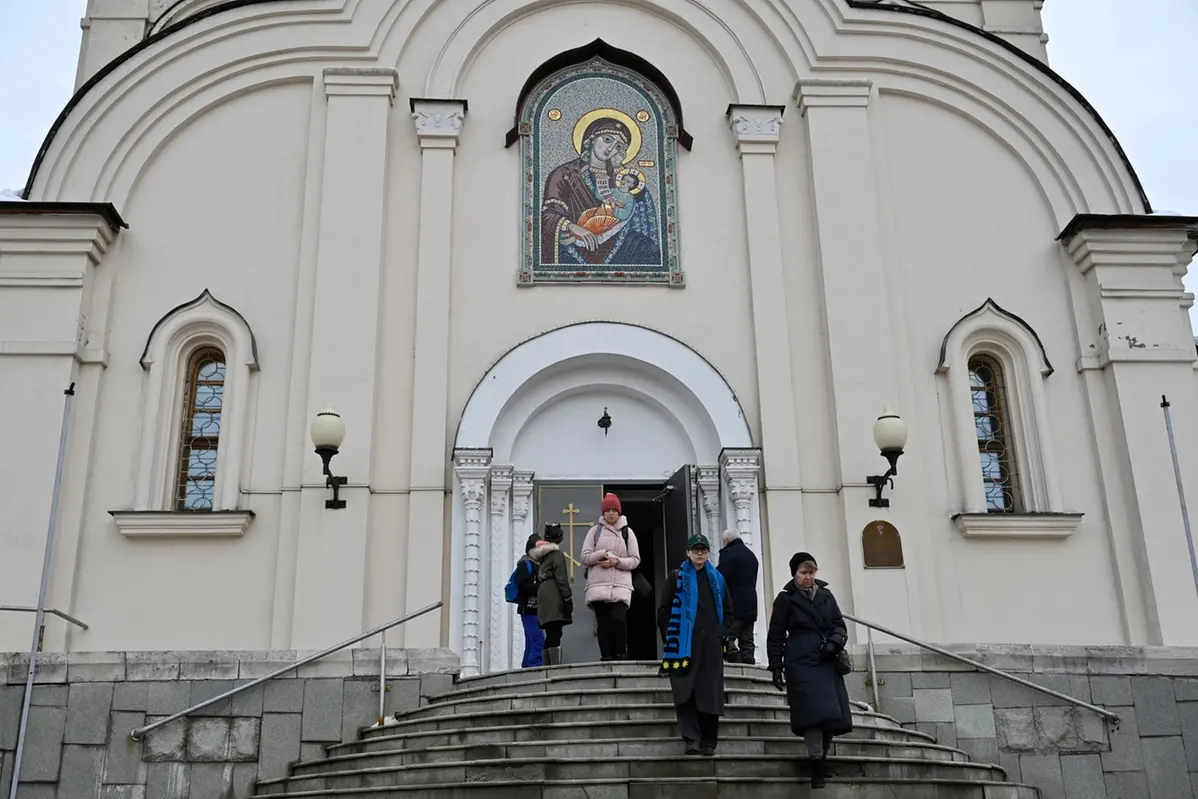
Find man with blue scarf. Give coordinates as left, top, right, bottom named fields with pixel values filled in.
left=656, top=534, right=734, bottom=755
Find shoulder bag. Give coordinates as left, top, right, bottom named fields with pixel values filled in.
left=791, top=593, right=853, bottom=676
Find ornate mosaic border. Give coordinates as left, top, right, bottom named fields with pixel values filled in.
left=518, top=58, right=683, bottom=287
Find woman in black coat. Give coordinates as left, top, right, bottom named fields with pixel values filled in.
left=767, top=551, right=853, bottom=789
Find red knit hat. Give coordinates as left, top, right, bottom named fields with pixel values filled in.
left=601, top=493, right=622, bottom=514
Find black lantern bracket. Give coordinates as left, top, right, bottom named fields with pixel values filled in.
left=867, top=449, right=903, bottom=508
left=597, top=407, right=612, bottom=437
left=315, top=445, right=348, bottom=510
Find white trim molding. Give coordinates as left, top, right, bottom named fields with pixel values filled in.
left=452, top=448, right=491, bottom=678
left=937, top=298, right=1079, bottom=536
left=110, top=510, right=255, bottom=538
left=131, top=289, right=259, bottom=514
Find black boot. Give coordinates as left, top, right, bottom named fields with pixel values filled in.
left=810, top=756, right=827, bottom=790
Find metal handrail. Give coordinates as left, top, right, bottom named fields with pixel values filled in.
left=0, top=605, right=89, bottom=630
left=128, top=601, right=443, bottom=741
left=843, top=613, right=1121, bottom=725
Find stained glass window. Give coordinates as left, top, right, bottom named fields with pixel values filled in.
left=175, top=348, right=225, bottom=511
left=969, top=355, right=1021, bottom=513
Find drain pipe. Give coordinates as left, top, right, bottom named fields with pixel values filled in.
left=9, top=383, right=75, bottom=799
left=1161, top=395, right=1198, bottom=603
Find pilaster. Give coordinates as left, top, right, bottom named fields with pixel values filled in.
left=76, top=0, right=151, bottom=88
left=1061, top=219, right=1198, bottom=645
left=487, top=464, right=514, bottom=673
left=453, top=449, right=491, bottom=678
left=726, top=104, right=807, bottom=591
left=290, top=67, right=397, bottom=650
left=720, top=448, right=767, bottom=659
left=0, top=208, right=123, bottom=651
left=509, top=470, right=535, bottom=668
left=795, top=79, right=921, bottom=639
left=696, top=465, right=722, bottom=561
left=402, top=98, right=467, bottom=650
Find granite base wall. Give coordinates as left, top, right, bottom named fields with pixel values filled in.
left=846, top=643, right=1198, bottom=799
left=0, top=648, right=459, bottom=799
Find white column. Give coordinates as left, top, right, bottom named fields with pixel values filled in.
left=488, top=464, right=514, bottom=673
left=509, top=470, right=535, bottom=668
left=402, top=99, right=467, bottom=648
left=697, top=465, right=722, bottom=563
left=795, top=79, right=923, bottom=639
left=727, top=105, right=808, bottom=591
left=453, top=449, right=491, bottom=678
left=291, top=67, right=398, bottom=649
left=1063, top=224, right=1198, bottom=646
left=721, top=448, right=767, bottom=662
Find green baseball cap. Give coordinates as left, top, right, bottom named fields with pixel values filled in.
left=686, top=534, right=710, bottom=551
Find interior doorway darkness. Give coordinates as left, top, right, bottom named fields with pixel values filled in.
left=603, top=484, right=668, bottom=661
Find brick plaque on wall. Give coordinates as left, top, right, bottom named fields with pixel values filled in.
left=862, top=520, right=904, bottom=568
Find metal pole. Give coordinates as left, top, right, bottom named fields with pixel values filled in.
left=10, top=383, right=76, bottom=799
left=378, top=629, right=387, bottom=727
left=1161, top=395, right=1198, bottom=602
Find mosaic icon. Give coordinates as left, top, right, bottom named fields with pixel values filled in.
left=518, top=58, right=683, bottom=286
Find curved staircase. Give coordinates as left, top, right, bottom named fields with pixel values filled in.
left=251, top=661, right=1041, bottom=798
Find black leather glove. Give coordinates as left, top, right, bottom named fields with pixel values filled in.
left=562, top=599, right=574, bottom=620
left=770, top=665, right=785, bottom=691
left=821, top=640, right=839, bottom=659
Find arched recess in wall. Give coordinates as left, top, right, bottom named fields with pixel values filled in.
left=509, top=40, right=690, bottom=287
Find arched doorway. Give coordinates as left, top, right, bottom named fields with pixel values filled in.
left=451, top=322, right=764, bottom=675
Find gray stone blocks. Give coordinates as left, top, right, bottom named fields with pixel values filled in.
left=862, top=645, right=1198, bottom=798
left=0, top=647, right=460, bottom=798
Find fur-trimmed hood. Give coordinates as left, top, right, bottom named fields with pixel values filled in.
left=529, top=541, right=560, bottom=561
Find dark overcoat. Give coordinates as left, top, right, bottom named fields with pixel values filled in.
left=766, top=580, right=853, bottom=735
left=531, top=542, right=572, bottom=627
left=656, top=566, right=734, bottom=715
left=716, top=538, right=759, bottom=621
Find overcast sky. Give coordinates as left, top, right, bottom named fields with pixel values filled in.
left=0, top=0, right=1194, bottom=329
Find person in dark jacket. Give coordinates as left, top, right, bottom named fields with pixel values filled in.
left=716, top=528, right=759, bottom=664
left=657, top=534, right=734, bottom=756
left=529, top=523, right=573, bottom=665
left=515, top=533, right=544, bottom=668
left=767, top=551, right=853, bottom=789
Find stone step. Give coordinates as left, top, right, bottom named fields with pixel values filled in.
left=254, top=753, right=1012, bottom=796
left=342, top=718, right=937, bottom=757
left=403, top=685, right=902, bottom=725
left=251, top=777, right=1040, bottom=798
left=297, top=735, right=974, bottom=776
left=428, top=668, right=788, bottom=704
left=367, top=702, right=926, bottom=743
left=453, top=661, right=767, bottom=691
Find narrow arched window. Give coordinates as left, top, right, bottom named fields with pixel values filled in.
left=175, top=348, right=226, bottom=511
left=969, top=354, right=1021, bottom=513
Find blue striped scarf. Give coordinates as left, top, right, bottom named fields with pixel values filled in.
left=660, top=561, right=726, bottom=676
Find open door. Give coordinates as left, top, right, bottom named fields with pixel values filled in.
left=662, top=465, right=697, bottom=579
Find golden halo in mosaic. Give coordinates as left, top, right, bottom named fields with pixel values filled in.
left=572, top=108, right=641, bottom=165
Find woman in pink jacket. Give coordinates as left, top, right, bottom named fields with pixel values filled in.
left=581, top=493, right=642, bottom=661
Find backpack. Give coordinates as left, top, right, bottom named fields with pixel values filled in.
left=504, top=560, right=535, bottom=603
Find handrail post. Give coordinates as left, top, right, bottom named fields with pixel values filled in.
left=378, top=629, right=387, bottom=727
left=866, top=626, right=880, bottom=713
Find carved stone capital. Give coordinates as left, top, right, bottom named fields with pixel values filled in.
left=728, top=104, right=785, bottom=149
left=411, top=99, right=467, bottom=147
left=720, top=448, right=763, bottom=479
left=511, top=470, right=535, bottom=522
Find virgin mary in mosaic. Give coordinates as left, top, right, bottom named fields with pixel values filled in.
left=518, top=58, right=682, bottom=286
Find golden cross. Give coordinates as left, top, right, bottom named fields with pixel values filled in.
left=561, top=503, right=590, bottom=579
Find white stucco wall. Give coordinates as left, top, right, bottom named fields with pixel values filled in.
left=2, top=0, right=1194, bottom=658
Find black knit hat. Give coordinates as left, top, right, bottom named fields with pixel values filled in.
left=526, top=533, right=539, bottom=553
left=543, top=522, right=564, bottom=543
left=790, top=551, right=818, bottom=574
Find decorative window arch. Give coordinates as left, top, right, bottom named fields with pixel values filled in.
left=937, top=299, right=1081, bottom=537
left=117, top=290, right=258, bottom=536
left=512, top=40, right=689, bottom=287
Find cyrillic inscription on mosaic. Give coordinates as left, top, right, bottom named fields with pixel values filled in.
left=519, top=58, right=682, bottom=286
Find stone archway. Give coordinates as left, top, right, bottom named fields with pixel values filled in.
left=449, top=322, right=765, bottom=675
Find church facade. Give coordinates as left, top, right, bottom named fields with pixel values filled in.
left=1, top=0, right=1196, bottom=678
